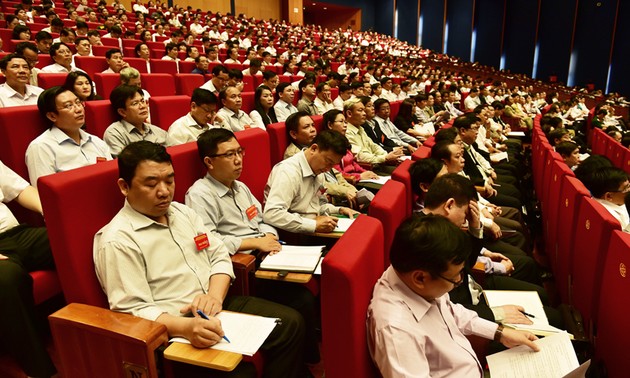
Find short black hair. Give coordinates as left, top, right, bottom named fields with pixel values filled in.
left=118, top=141, right=172, bottom=184
left=434, top=127, right=458, bottom=144
left=263, top=70, right=277, bottom=80
left=37, top=85, right=73, bottom=121
left=323, top=109, right=343, bottom=129
left=0, top=53, right=28, bottom=71
left=373, top=98, right=389, bottom=112
left=587, top=166, right=629, bottom=198
left=453, top=114, right=476, bottom=131
left=410, top=158, right=444, bottom=196
left=49, top=42, right=70, bottom=59
left=424, top=173, right=476, bottom=209
left=312, top=129, right=350, bottom=156
left=191, top=88, right=217, bottom=106
left=110, top=84, right=143, bottom=114
left=286, top=111, right=311, bottom=139
left=390, top=215, right=470, bottom=276
left=211, top=64, right=228, bottom=76
left=197, top=128, right=236, bottom=161
left=105, top=48, right=122, bottom=59
left=575, top=155, right=613, bottom=190
left=556, top=141, right=579, bottom=158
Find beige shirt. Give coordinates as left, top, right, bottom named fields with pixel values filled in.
left=103, top=120, right=169, bottom=157
left=94, top=201, right=235, bottom=321
left=0, top=160, right=29, bottom=233
left=345, top=123, right=387, bottom=164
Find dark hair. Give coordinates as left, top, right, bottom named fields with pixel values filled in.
left=373, top=98, right=389, bottom=112
left=105, top=48, right=122, bottom=59
left=397, top=99, right=415, bottom=121
left=410, top=158, right=444, bottom=196
left=118, top=141, right=172, bottom=184
left=63, top=71, right=98, bottom=101
left=312, top=129, right=350, bottom=156
left=228, top=69, right=243, bottom=80
left=110, top=84, right=143, bottom=113
left=424, top=173, right=477, bottom=209
left=431, top=141, right=455, bottom=163
left=491, top=101, right=505, bottom=110
left=338, top=83, right=352, bottom=93
left=298, top=78, right=314, bottom=97
left=134, top=43, right=148, bottom=58
left=12, top=24, right=31, bottom=40
left=453, top=114, right=477, bottom=131
left=49, top=42, right=70, bottom=59
left=0, top=53, right=28, bottom=70
left=390, top=215, right=470, bottom=275
left=286, top=111, right=311, bottom=139
left=574, top=155, right=614, bottom=193
left=211, top=64, right=228, bottom=76
left=548, top=128, right=570, bottom=145
left=14, top=41, right=38, bottom=56
left=587, top=167, right=629, bottom=198
left=276, top=82, right=292, bottom=101
left=556, top=141, right=579, bottom=157
left=323, top=109, right=343, bottom=129
left=191, top=88, right=217, bottom=106
left=263, top=70, right=277, bottom=80
left=254, top=85, right=276, bottom=126
left=197, top=128, right=236, bottom=161
left=37, top=85, right=72, bottom=121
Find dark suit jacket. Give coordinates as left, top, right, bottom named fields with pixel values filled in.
left=462, top=146, right=487, bottom=187
left=362, top=120, right=398, bottom=152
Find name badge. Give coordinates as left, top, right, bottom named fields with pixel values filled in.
left=194, top=233, right=210, bottom=251
left=96, top=157, right=107, bottom=163
left=245, top=205, right=258, bottom=220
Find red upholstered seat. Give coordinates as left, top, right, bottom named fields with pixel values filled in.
left=141, top=73, right=176, bottom=97
left=93, top=73, right=120, bottom=100
left=75, top=56, right=109, bottom=78
left=148, top=95, right=190, bottom=131
left=175, top=73, right=205, bottom=96
left=84, top=100, right=118, bottom=139
left=149, top=59, right=178, bottom=74
left=267, top=122, right=287, bottom=166
left=321, top=215, right=382, bottom=378
left=368, top=180, right=408, bottom=269
left=391, top=159, right=413, bottom=217
left=37, top=73, right=68, bottom=89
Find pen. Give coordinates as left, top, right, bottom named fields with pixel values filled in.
left=278, top=240, right=286, bottom=245
left=196, top=310, right=231, bottom=343
left=520, top=310, right=536, bottom=318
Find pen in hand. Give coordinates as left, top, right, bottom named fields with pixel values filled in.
left=196, top=309, right=231, bottom=343
left=520, top=310, right=536, bottom=318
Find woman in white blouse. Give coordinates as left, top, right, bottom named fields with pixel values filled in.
left=249, top=85, right=278, bottom=130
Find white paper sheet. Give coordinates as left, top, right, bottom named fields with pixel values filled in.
left=359, top=175, right=391, bottom=185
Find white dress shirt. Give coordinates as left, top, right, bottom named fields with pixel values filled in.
left=273, top=99, right=298, bottom=122
left=0, top=83, right=43, bottom=107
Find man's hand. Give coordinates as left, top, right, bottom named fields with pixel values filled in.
left=484, top=183, right=497, bottom=198
left=467, top=200, right=481, bottom=229
left=501, top=259, right=515, bottom=275
left=406, top=144, right=417, bottom=154
left=360, top=171, right=379, bottom=180
left=340, top=207, right=359, bottom=219
left=256, top=234, right=282, bottom=254
left=488, top=222, right=502, bottom=239
left=180, top=293, right=223, bottom=317
left=315, top=215, right=338, bottom=233
left=345, top=191, right=358, bottom=209
left=185, top=316, right=224, bottom=348
left=499, top=327, right=539, bottom=351
left=500, top=305, right=534, bottom=325
left=385, top=149, right=403, bottom=162
left=0, top=253, right=7, bottom=260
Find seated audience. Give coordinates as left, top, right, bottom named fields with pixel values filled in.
left=103, top=48, right=129, bottom=74
left=216, top=86, right=256, bottom=132
left=556, top=141, right=581, bottom=170
left=283, top=111, right=317, bottom=159
left=0, top=54, right=43, bottom=107
left=62, top=71, right=102, bottom=101
left=585, top=166, right=630, bottom=232
left=250, top=85, right=278, bottom=130
left=40, top=42, right=80, bottom=73
left=200, top=64, right=229, bottom=95
left=168, top=88, right=219, bottom=145
left=274, top=82, right=299, bottom=122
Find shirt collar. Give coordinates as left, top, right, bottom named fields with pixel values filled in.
left=296, top=150, right=316, bottom=178
left=205, top=173, right=241, bottom=198
left=50, top=126, right=90, bottom=145
left=121, top=119, right=151, bottom=135
left=123, top=199, right=172, bottom=231
left=384, top=266, right=432, bottom=323
left=186, top=113, right=210, bottom=129
left=1, top=83, right=37, bottom=99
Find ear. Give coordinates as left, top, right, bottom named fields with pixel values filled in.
left=410, top=270, right=428, bottom=289
left=117, top=178, right=130, bottom=197
left=203, top=156, right=213, bottom=170
left=46, top=111, right=58, bottom=123
left=444, top=197, right=456, bottom=214
left=289, top=129, right=297, bottom=141
left=117, top=107, right=127, bottom=119
left=419, top=183, right=430, bottom=193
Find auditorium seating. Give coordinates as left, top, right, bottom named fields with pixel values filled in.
left=321, top=215, right=383, bottom=378
left=175, top=73, right=205, bottom=96
left=75, top=56, right=109, bottom=78
left=84, top=100, right=118, bottom=139
left=148, top=95, right=190, bottom=131
left=149, top=59, right=178, bottom=74
left=391, top=159, right=413, bottom=215
left=93, top=73, right=120, bottom=100
left=368, top=180, right=407, bottom=269
left=37, top=73, right=68, bottom=89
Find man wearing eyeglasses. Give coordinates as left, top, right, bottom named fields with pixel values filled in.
left=168, top=88, right=221, bottom=145
left=104, top=85, right=169, bottom=157
left=0, top=53, right=43, bottom=107
left=26, top=86, right=112, bottom=186
left=185, top=128, right=322, bottom=366
left=585, top=166, right=630, bottom=233
left=367, top=215, right=539, bottom=378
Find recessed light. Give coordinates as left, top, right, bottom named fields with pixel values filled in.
left=323, top=7, right=327, bottom=9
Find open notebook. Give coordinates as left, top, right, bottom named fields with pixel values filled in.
left=170, top=311, right=279, bottom=356
left=259, top=245, right=324, bottom=273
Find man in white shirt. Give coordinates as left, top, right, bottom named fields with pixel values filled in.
left=0, top=54, right=43, bottom=108
left=314, top=82, right=334, bottom=114
left=216, top=86, right=255, bottom=132
left=273, top=82, right=299, bottom=122
left=241, top=58, right=263, bottom=77
left=464, top=87, right=482, bottom=112
left=73, top=37, right=92, bottom=63
left=373, top=99, right=419, bottom=153
left=379, top=77, right=398, bottom=101
left=200, top=65, right=229, bottom=95
left=168, top=88, right=218, bottom=145
left=263, top=129, right=358, bottom=234
left=585, top=167, right=630, bottom=233
left=445, top=91, right=465, bottom=117
left=333, top=83, right=353, bottom=111
left=40, top=42, right=79, bottom=73
left=102, top=48, right=129, bottom=74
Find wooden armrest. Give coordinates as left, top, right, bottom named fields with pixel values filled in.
left=231, top=253, right=256, bottom=272
left=49, top=303, right=167, bottom=344
left=471, top=261, right=486, bottom=286
left=49, top=303, right=168, bottom=378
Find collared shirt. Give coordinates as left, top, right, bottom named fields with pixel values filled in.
left=273, top=99, right=298, bottom=122
left=373, top=115, right=417, bottom=146
left=445, top=101, right=464, bottom=117
left=297, top=97, right=320, bottom=115
left=185, top=174, right=277, bottom=254
left=103, top=120, right=169, bottom=157
left=39, top=63, right=79, bottom=73
left=332, top=96, right=345, bottom=111
left=216, top=107, right=255, bottom=132
left=595, top=198, right=630, bottom=233
left=345, top=123, right=388, bottom=164
left=0, top=83, right=43, bottom=107
left=0, top=160, right=29, bottom=233
left=314, top=97, right=334, bottom=115
left=167, top=112, right=211, bottom=145
left=94, top=201, right=235, bottom=321
left=367, top=266, right=497, bottom=378
left=263, top=150, right=340, bottom=233
left=380, top=89, right=398, bottom=102
left=199, top=79, right=219, bottom=94
left=464, top=95, right=481, bottom=111
left=25, top=126, right=112, bottom=185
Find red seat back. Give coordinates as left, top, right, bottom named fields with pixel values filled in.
left=391, top=159, right=413, bottom=216
left=75, top=56, right=109, bottom=78
left=594, top=230, right=630, bottom=376
left=411, top=145, right=431, bottom=161
left=84, top=100, right=118, bottom=139
left=149, top=59, right=178, bottom=74
left=148, top=95, right=190, bottom=131
left=38, top=73, right=68, bottom=89
left=175, top=74, right=205, bottom=96
left=93, top=73, right=120, bottom=100
left=125, top=57, right=149, bottom=73
left=321, top=215, right=382, bottom=378
left=544, top=159, right=575, bottom=260
left=140, top=73, right=176, bottom=97
left=178, top=60, right=196, bottom=74
left=241, top=91, right=255, bottom=113
left=389, top=100, right=402, bottom=121
left=235, top=128, right=272, bottom=202
left=368, top=180, right=407, bottom=269
left=267, top=122, right=287, bottom=166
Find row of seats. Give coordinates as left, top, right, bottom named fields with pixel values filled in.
left=33, top=124, right=390, bottom=377
left=591, top=127, right=630, bottom=173
left=531, top=115, right=628, bottom=377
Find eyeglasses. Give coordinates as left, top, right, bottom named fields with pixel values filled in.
left=129, top=99, right=147, bottom=108
left=58, top=99, right=85, bottom=111
left=210, top=148, right=245, bottom=160
left=438, top=269, right=464, bottom=287
left=610, top=183, right=630, bottom=194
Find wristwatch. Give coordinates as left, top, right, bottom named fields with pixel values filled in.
left=494, top=324, right=505, bottom=342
